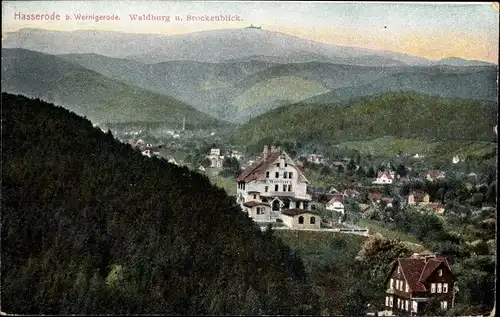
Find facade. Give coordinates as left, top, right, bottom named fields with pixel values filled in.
left=408, top=191, right=430, bottom=205
left=281, top=209, right=321, bottom=229
left=230, top=150, right=244, bottom=160
left=207, top=148, right=224, bottom=168
left=384, top=253, right=455, bottom=316
left=307, top=154, right=325, bottom=164
left=326, top=194, right=345, bottom=214
left=373, top=171, right=395, bottom=184
left=236, top=145, right=312, bottom=223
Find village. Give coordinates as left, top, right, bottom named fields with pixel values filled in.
left=111, top=126, right=496, bottom=316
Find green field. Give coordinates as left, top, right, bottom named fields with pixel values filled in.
left=232, top=75, right=329, bottom=110
left=275, top=230, right=365, bottom=271
left=358, top=219, right=422, bottom=245
left=207, top=172, right=237, bottom=196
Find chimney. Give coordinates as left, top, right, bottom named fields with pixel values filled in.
left=263, top=145, right=269, bottom=160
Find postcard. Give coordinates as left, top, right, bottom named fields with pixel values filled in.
left=1, top=1, right=498, bottom=316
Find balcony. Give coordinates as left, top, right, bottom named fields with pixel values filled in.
left=261, top=191, right=312, bottom=200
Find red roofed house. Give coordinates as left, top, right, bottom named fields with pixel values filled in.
left=384, top=253, right=456, bottom=316
left=326, top=194, right=345, bottom=214
left=373, top=171, right=395, bottom=184
left=236, top=145, right=312, bottom=223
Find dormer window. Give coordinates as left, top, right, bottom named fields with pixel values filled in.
left=397, top=266, right=401, bottom=274
left=277, top=163, right=280, bottom=168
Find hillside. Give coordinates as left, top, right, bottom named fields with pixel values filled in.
left=233, top=92, right=498, bottom=147
left=1, top=93, right=319, bottom=315
left=59, top=53, right=498, bottom=122
left=1, top=49, right=227, bottom=128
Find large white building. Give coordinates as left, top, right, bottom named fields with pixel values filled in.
left=207, top=148, right=224, bottom=168
left=236, top=145, right=313, bottom=223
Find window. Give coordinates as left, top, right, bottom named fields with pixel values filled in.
left=386, top=297, right=389, bottom=307
left=265, top=186, right=269, bottom=192
left=405, top=300, right=409, bottom=311
left=437, top=283, right=442, bottom=293
left=412, top=301, right=417, bottom=313
left=277, top=163, right=280, bottom=168
left=285, top=163, right=288, bottom=167
left=397, top=266, right=401, bottom=274
left=288, top=185, right=292, bottom=192
left=256, top=207, right=261, bottom=215
left=298, top=216, right=304, bottom=224
left=440, top=301, right=448, bottom=310
left=282, top=185, right=287, bottom=192
left=396, top=280, right=400, bottom=290
left=431, top=283, right=436, bottom=293
left=438, top=269, right=443, bottom=276
left=283, top=173, right=287, bottom=179
left=266, top=171, right=269, bottom=178
left=401, top=280, right=405, bottom=291
left=275, top=185, right=278, bottom=192
left=389, top=297, right=393, bottom=307
left=405, top=282, right=409, bottom=293
left=443, top=283, right=448, bottom=293
left=310, top=217, right=316, bottom=224
left=397, top=298, right=400, bottom=309
left=289, top=172, right=293, bottom=178
left=390, top=278, right=394, bottom=289
left=253, top=194, right=257, bottom=199
left=275, top=172, right=279, bottom=178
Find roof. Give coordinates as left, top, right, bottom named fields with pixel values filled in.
left=381, top=197, right=394, bottom=203
left=242, top=201, right=270, bottom=208
left=377, top=171, right=394, bottom=179
left=368, top=192, right=382, bottom=201
left=237, top=152, right=281, bottom=182
left=281, top=209, right=319, bottom=217
left=410, top=191, right=429, bottom=201
left=395, top=256, right=452, bottom=293
left=327, top=194, right=345, bottom=204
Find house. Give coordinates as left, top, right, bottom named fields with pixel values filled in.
left=452, top=155, right=461, bottom=164
left=422, top=203, right=445, bottom=215
left=236, top=145, right=312, bottom=224
left=381, top=197, right=394, bottom=208
left=207, top=148, right=224, bottom=168
left=373, top=171, right=395, bottom=184
left=425, top=171, right=446, bottom=182
left=326, top=194, right=345, bottom=214
left=368, top=192, right=382, bottom=204
left=141, top=147, right=158, bottom=158
left=242, top=192, right=272, bottom=222
left=230, top=150, right=244, bottom=160
left=280, top=209, right=321, bottom=230
left=408, top=191, right=430, bottom=206
left=384, top=253, right=456, bottom=316
left=307, top=154, right=325, bottom=164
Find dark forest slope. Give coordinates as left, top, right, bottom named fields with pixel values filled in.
left=1, top=93, right=318, bottom=315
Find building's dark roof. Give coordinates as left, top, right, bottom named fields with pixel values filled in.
left=243, top=201, right=270, bottom=208
left=237, top=152, right=281, bottom=182
left=396, top=256, right=453, bottom=293
left=281, top=209, right=319, bottom=217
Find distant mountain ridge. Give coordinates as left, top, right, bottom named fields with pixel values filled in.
left=1, top=48, right=228, bottom=128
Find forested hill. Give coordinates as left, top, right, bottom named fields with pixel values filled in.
left=233, top=92, right=498, bottom=146
left=1, top=93, right=319, bottom=315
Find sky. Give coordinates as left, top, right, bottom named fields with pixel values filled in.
left=2, top=1, right=499, bottom=63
